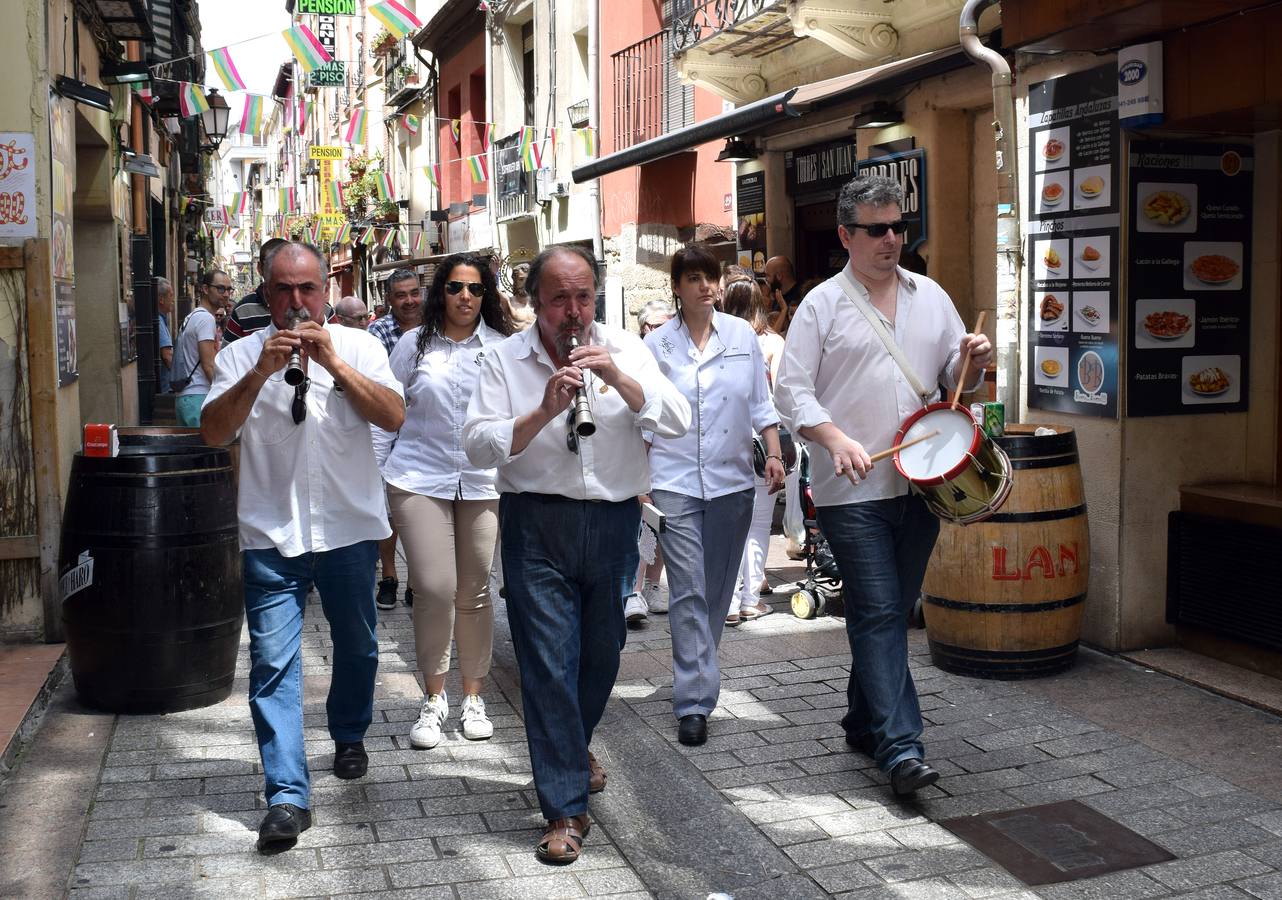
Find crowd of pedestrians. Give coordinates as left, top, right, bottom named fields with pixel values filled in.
left=189, top=172, right=993, bottom=866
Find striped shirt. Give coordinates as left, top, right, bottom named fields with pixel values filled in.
left=367, top=314, right=410, bottom=357
left=223, top=285, right=338, bottom=344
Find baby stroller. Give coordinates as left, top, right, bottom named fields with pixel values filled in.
left=789, top=444, right=845, bottom=619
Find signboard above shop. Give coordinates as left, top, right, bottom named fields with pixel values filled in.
left=309, top=14, right=346, bottom=88
left=295, top=0, right=356, bottom=13
left=785, top=138, right=856, bottom=201
left=857, top=149, right=927, bottom=251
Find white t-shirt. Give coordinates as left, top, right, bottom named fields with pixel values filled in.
left=174, top=306, right=217, bottom=397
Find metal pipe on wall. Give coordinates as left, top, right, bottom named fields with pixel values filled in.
left=960, top=0, right=1021, bottom=422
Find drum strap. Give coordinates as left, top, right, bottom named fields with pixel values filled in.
left=834, top=270, right=933, bottom=405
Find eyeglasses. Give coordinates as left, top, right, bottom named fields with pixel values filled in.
left=844, top=220, right=909, bottom=238
left=208, top=284, right=234, bottom=293
left=444, top=281, right=484, bottom=296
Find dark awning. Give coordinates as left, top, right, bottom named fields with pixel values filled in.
left=573, top=46, right=972, bottom=184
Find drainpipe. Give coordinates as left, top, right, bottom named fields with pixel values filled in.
left=960, top=0, right=1021, bottom=422
left=587, top=0, right=603, bottom=261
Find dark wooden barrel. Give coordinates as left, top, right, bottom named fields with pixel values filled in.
left=921, top=424, right=1089, bottom=678
left=59, top=442, right=243, bottom=713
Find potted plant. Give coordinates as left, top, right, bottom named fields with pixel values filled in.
left=370, top=29, right=398, bottom=56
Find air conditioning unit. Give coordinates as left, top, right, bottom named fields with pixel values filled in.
left=535, top=167, right=571, bottom=202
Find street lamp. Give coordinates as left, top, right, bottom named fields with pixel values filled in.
left=200, top=89, right=231, bottom=152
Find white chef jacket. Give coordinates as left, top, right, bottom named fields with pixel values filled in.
left=463, top=321, right=691, bottom=502
left=374, top=323, right=502, bottom=500
left=775, top=265, right=967, bottom=507
left=644, top=312, right=778, bottom=499
left=203, top=324, right=404, bottom=556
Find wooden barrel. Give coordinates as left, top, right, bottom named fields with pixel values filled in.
left=59, top=442, right=243, bottom=713
left=921, top=424, right=1089, bottom=678
left=118, top=426, right=240, bottom=489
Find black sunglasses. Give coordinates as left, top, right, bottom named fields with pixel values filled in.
left=845, top=220, right=909, bottom=238
left=444, top=281, right=484, bottom=296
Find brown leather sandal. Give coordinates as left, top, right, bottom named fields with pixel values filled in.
left=536, top=814, right=590, bottom=864
left=588, top=752, right=606, bottom=793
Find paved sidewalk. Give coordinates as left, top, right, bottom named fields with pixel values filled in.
left=7, top=535, right=1282, bottom=899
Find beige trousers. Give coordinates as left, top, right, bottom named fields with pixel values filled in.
left=387, top=486, right=498, bottom=680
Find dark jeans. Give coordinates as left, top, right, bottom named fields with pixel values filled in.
left=500, top=492, right=639, bottom=820
left=242, top=540, right=380, bottom=809
left=817, top=495, right=940, bottom=771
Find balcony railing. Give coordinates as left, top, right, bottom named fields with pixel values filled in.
left=611, top=29, right=693, bottom=151
left=493, top=132, right=535, bottom=220
left=672, top=0, right=785, bottom=53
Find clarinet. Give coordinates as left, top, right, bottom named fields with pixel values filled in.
left=283, top=307, right=311, bottom=386
left=566, top=334, right=596, bottom=438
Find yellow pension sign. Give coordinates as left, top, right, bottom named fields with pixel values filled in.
left=309, top=145, right=344, bottom=160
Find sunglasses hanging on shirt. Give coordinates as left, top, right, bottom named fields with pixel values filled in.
left=291, top=377, right=310, bottom=425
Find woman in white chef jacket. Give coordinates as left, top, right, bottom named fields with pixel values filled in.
left=644, top=244, right=785, bottom=747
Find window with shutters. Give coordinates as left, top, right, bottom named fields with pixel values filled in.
left=611, top=6, right=695, bottom=151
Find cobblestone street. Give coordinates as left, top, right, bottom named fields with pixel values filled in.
left=6, top=536, right=1282, bottom=899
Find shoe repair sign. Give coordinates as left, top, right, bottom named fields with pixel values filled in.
left=60, top=550, right=93, bottom=601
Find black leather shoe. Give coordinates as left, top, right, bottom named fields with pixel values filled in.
left=845, top=733, right=877, bottom=759
left=256, top=803, right=312, bottom=853
left=890, top=758, right=939, bottom=796
left=333, top=741, right=368, bottom=779
left=677, top=714, right=707, bottom=746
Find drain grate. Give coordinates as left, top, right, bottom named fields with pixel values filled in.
left=939, top=800, right=1176, bottom=885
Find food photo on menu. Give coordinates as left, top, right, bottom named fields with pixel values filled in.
left=1072, top=165, right=1110, bottom=210
left=1035, top=345, right=1070, bottom=387
left=1037, top=239, right=1070, bottom=280
left=1180, top=354, right=1240, bottom=405
left=1071, top=236, right=1109, bottom=280
left=1036, top=173, right=1068, bottom=213
left=1072, top=291, right=1109, bottom=334
left=1182, top=241, right=1243, bottom=291
left=1035, top=291, right=1069, bottom=332
left=1038, top=127, right=1070, bottom=171
left=1135, top=298, right=1196, bottom=349
left=1135, top=182, right=1198, bottom=233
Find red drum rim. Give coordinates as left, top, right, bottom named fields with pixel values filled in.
left=892, top=402, right=983, bottom=487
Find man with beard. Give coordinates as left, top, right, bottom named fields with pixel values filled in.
left=463, top=245, right=690, bottom=865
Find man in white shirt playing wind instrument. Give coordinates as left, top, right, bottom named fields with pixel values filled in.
left=201, top=241, right=405, bottom=854
left=464, top=244, right=691, bottom=865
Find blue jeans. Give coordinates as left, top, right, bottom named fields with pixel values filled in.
left=500, top=492, right=639, bottom=820
left=242, top=540, right=380, bottom=809
left=653, top=488, right=754, bottom=718
left=817, top=495, right=939, bottom=772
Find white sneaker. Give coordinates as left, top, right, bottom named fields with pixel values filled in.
left=460, top=694, right=494, bottom=741
left=624, top=592, right=648, bottom=623
left=409, top=692, right=448, bottom=749
left=642, top=581, right=669, bottom=614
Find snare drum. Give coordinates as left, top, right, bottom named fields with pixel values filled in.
left=892, top=403, right=1012, bottom=525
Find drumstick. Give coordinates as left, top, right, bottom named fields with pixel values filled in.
left=950, top=310, right=988, bottom=410
left=869, top=430, right=939, bottom=464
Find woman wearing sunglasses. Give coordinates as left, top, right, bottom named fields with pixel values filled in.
left=375, top=254, right=516, bottom=749
left=644, top=243, right=785, bottom=747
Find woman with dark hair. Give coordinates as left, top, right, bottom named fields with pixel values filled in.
left=721, top=278, right=786, bottom=623
left=644, top=243, right=786, bottom=746
left=374, top=253, right=515, bottom=750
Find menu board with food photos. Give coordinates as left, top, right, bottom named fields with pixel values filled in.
left=1127, top=141, right=1252, bottom=416
left=1025, top=64, right=1120, bottom=418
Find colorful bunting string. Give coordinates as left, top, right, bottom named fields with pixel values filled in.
left=576, top=127, right=597, bottom=157
left=326, top=181, right=346, bottom=209
left=401, top=114, right=421, bottom=135
left=424, top=164, right=441, bottom=190
left=379, top=228, right=399, bottom=250
left=132, top=83, right=157, bottom=105
left=361, top=227, right=379, bottom=246
left=334, top=222, right=352, bottom=244
left=278, top=188, right=297, bottom=212
left=208, top=47, right=247, bottom=92
left=478, top=122, right=494, bottom=152
left=368, top=0, right=424, bottom=39
left=466, top=154, right=489, bottom=182
left=449, top=119, right=462, bottom=151
left=373, top=171, right=395, bottom=202
left=281, top=24, right=333, bottom=74
left=412, top=231, right=427, bottom=254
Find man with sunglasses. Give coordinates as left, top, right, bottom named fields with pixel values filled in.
left=776, top=175, right=991, bottom=798
left=172, top=268, right=234, bottom=425
left=200, top=241, right=405, bottom=854
left=369, top=269, right=425, bottom=609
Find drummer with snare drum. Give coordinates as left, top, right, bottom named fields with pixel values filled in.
left=774, top=174, right=991, bottom=797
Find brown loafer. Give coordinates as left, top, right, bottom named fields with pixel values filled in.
left=587, top=751, right=606, bottom=793
left=536, top=814, right=590, bottom=865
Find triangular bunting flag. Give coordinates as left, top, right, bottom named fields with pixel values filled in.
left=240, top=95, right=265, bottom=135
left=368, top=0, right=424, bottom=40
left=208, top=47, right=247, bottom=92
left=402, top=114, right=421, bottom=135
left=450, top=119, right=462, bottom=151
left=478, top=122, right=493, bottom=152
left=178, top=82, right=209, bottom=118
left=424, top=164, right=441, bottom=190
left=374, top=171, right=395, bottom=202
left=281, top=24, right=333, bottom=74
left=466, top=154, right=489, bottom=182
left=345, top=108, right=368, bottom=145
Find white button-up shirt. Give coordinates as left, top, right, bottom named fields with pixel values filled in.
left=644, top=312, right=778, bottom=499
left=775, top=265, right=966, bottom=507
left=374, top=323, right=502, bottom=500
left=204, top=324, right=404, bottom=556
left=463, top=321, right=691, bottom=502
